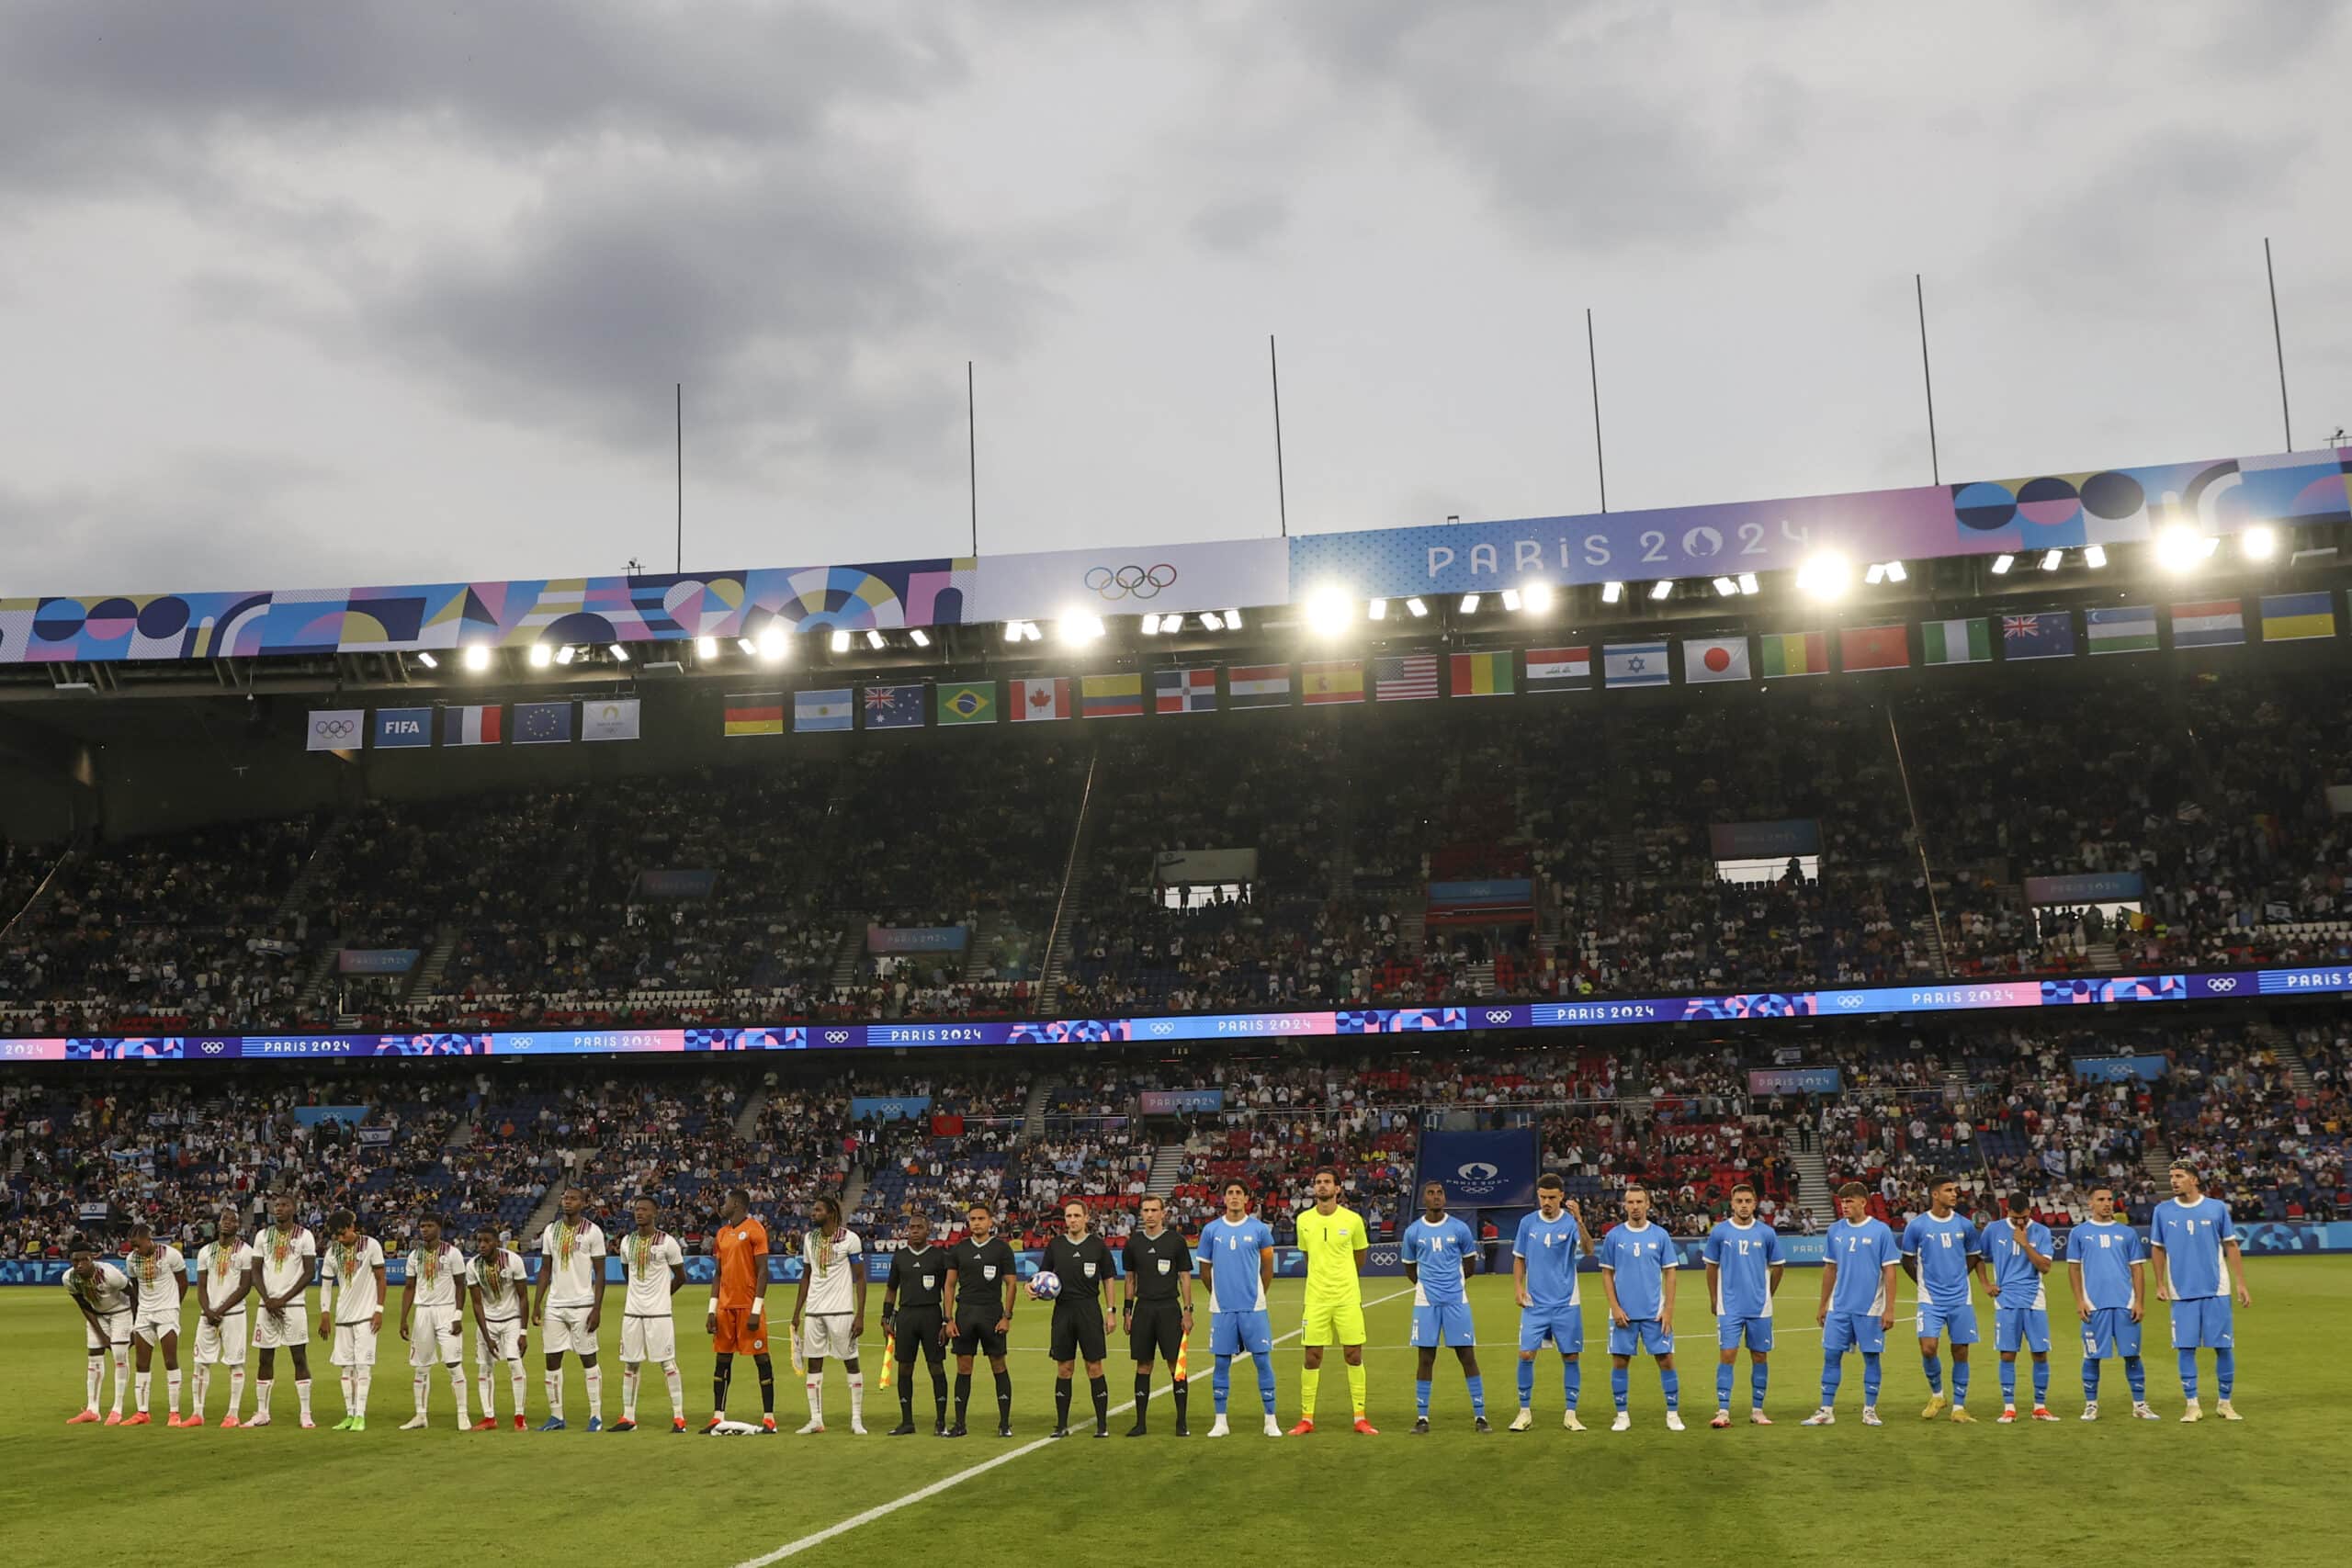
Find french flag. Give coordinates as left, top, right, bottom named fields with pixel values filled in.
left=443, top=704, right=503, bottom=746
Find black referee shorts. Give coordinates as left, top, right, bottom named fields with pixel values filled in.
left=952, top=1307, right=1008, bottom=1359
left=893, top=1306, right=945, bottom=1364
left=1049, top=1300, right=1107, bottom=1364
left=1126, top=1299, right=1184, bottom=1365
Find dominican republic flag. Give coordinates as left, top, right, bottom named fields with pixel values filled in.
left=1682, top=637, right=1749, bottom=683
left=795, top=688, right=854, bottom=732
left=2168, top=600, right=2245, bottom=649
left=1523, top=647, right=1591, bottom=694
left=2000, top=612, right=2077, bottom=660
left=862, top=684, right=925, bottom=730
left=1009, top=678, right=1071, bottom=722
left=1227, top=665, right=1291, bottom=709
left=1603, top=642, right=1668, bottom=689
left=443, top=704, right=503, bottom=746
left=1373, top=653, right=1440, bottom=701
left=1080, top=672, right=1146, bottom=718
left=1156, top=668, right=1218, bottom=714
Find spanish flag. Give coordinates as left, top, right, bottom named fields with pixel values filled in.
left=723, top=693, right=785, bottom=738
left=1300, top=659, right=1364, bottom=705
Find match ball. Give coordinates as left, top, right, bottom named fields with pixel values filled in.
left=1028, top=1270, right=1062, bottom=1301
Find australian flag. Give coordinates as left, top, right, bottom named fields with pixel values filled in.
left=2000, top=612, right=2077, bottom=661
left=862, top=683, right=924, bottom=730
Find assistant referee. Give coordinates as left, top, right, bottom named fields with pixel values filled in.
left=882, top=1213, right=950, bottom=1436
left=1121, top=1193, right=1193, bottom=1437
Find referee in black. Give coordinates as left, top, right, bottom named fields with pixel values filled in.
left=1121, top=1193, right=1193, bottom=1436
left=882, top=1212, right=950, bottom=1435
left=1041, top=1200, right=1115, bottom=1438
left=942, top=1201, right=1018, bottom=1438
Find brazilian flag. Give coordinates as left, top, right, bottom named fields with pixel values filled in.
left=937, top=681, right=996, bottom=726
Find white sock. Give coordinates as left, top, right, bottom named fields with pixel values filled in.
left=477, top=1371, right=494, bottom=1416
left=448, top=1365, right=469, bottom=1426
left=110, top=1352, right=129, bottom=1414
left=136, top=1371, right=152, bottom=1414
left=584, top=1364, right=602, bottom=1419
left=848, top=1372, right=864, bottom=1425
left=340, top=1370, right=355, bottom=1414
left=255, top=1376, right=273, bottom=1418
left=353, top=1369, right=371, bottom=1414
left=193, top=1365, right=211, bottom=1416
left=806, top=1374, right=822, bottom=1423
left=509, top=1362, right=527, bottom=1416
left=413, top=1370, right=431, bottom=1416
left=85, top=1358, right=104, bottom=1411
left=165, top=1369, right=182, bottom=1416
left=623, top=1366, right=640, bottom=1421
left=295, top=1378, right=312, bottom=1419
left=546, top=1371, right=563, bottom=1420
left=227, top=1367, right=246, bottom=1419
left=662, top=1361, right=684, bottom=1420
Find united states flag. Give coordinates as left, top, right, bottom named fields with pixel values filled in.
left=1373, top=653, right=1439, bottom=702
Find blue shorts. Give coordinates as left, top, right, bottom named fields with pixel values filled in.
left=1915, top=1301, right=1979, bottom=1347
left=1210, top=1309, right=1272, bottom=1357
left=1995, top=1306, right=2051, bottom=1354
left=1822, top=1311, right=1886, bottom=1356
left=2079, top=1306, right=2143, bottom=1359
left=1410, top=1301, right=1476, bottom=1348
left=2168, top=1296, right=2234, bottom=1350
left=1716, top=1315, right=1773, bottom=1352
left=1518, top=1307, right=1583, bottom=1355
left=1608, top=1318, right=1671, bottom=1358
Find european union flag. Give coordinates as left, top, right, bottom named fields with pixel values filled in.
left=514, top=700, right=574, bottom=744
left=862, top=683, right=924, bottom=730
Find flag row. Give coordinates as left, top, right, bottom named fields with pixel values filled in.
left=306, top=698, right=642, bottom=751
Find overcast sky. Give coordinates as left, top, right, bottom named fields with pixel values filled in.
left=4, top=1, right=2347, bottom=596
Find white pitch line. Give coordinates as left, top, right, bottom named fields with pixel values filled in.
left=732, top=1286, right=1419, bottom=1567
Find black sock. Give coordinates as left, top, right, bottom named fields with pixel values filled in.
left=994, top=1371, right=1012, bottom=1426
left=753, top=1354, right=775, bottom=1416
left=1055, top=1375, right=1072, bottom=1427
left=954, top=1372, right=971, bottom=1424
left=898, top=1373, right=914, bottom=1425
left=712, top=1354, right=732, bottom=1416
left=1090, top=1375, right=1109, bottom=1426
left=932, top=1366, right=948, bottom=1426
left=1134, top=1373, right=1152, bottom=1421
left=1172, top=1377, right=1188, bottom=1423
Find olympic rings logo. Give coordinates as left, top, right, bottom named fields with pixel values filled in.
left=312, top=717, right=356, bottom=739
left=1484, top=1010, right=1512, bottom=1025
left=1083, top=564, right=1178, bottom=601
left=2204, top=976, right=2236, bottom=993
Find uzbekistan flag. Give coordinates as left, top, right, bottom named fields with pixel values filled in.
left=1448, top=650, right=1514, bottom=697
left=1080, top=672, right=1145, bottom=718
left=443, top=704, right=503, bottom=746
left=2086, top=605, right=2157, bottom=656
left=1155, top=668, right=1218, bottom=714
left=723, top=693, right=784, bottom=738
left=2168, top=600, right=2245, bottom=649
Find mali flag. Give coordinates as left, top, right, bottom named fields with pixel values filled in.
left=1758, top=630, right=1827, bottom=677
left=936, top=682, right=996, bottom=726
left=723, top=693, right=784, bottom=738
left=1448, top=649, right=1514, bottom=697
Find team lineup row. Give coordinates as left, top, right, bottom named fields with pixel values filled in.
left=57, top=1166, right=2257, bottom=1438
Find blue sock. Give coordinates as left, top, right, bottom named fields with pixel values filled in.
left=1611, top=1365, right=1629, bottom=1413
left=2000, top=1360, right=2018, bottom=1405
left=1254, top=1353, right=1277, bottom=1416
left=2177, top=1348, right=2199, bottom=1402
left=1750, top=1359, right=1768, bottom=1409
left=1821, top=1356, right=1842, bottom=1406
left=1517, top=1360, right=1535, bottom=1407
left=2124, top=1357, right=2145, bottom=1401
left=2031, top=1359, right=2049, bottom=1405
left=1563, top=1360, right=1580, bottom=1412
left=1922, top=1354, right=1943, bottom=1394
left=1954, top=1359, right=1971, bottom=1405
left=1212, top=1356, right=1231, bottom=1416
left=1465, top=1375, right=1485, bottom=1417
left=1861, top=1353, right=1881, bottom=1405
left=1416, top=1379, right=1431, bottom=1418
left=1660, top=1368, right=1679, bottom=1412
left=1716, top=1362, right=1735, bottom=1409
left=2215, top=1348, right=2234, bottom=1401
left=2082, top=1358, right=2100, bottom=1402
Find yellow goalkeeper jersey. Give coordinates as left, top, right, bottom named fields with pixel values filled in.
left=1295, top=1205, right=1368, bottom=1303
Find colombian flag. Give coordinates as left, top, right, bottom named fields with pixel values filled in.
left=1080, top=672, right=1145, bottom=718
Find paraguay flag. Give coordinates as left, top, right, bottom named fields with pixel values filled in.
left=2168, top=600, right=2245, bottom=649
left=1155, top=667, right=1218, bottom=715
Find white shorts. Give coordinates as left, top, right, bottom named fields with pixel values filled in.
left=252, top=1303, right=310, bottom=1348
left=195, top=1311, right=249, bottom=1365
left=331, top=1320, right=379, bottom=1368
left=475, top=1316, right=526, bottom=1368
left=622, top=1314, right=677, bottom=1365
left=408, top=1305, right=463, bottom=1368
left=542, top=1305, right=597, bottom=1357
left=802, top=1314, right=858, bottom=1362
left=131, top=1310, right=180, bottom=1347
left=85, top=1309, right=132, bottom=1353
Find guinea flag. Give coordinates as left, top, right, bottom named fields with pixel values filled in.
left=1757, top=630, right=1827, bottom=677
left=1838, top=624, right=1910, bottom=672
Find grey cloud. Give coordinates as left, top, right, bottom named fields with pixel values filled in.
left=1191, top=195, right=1290, bottom=254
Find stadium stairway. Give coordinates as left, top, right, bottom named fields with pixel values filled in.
left=1461, top=960, right=1496, bottom=998
left=2246, top=1021, right=2316, bottom=1098
left=271, top=809, right=348, bottom=924
left=1788, top=1138, right=1827, bottom=1216
left=2085, top=939, right=2121, bottom=974
left=829, top=922, right=866, bottom=990
left=733, top=1087, right=769, bottom=1142
left=0, top=845, right=74, bottom=940
left=1019, top=1078, right=1052, bottom=1143
left=1145, top=1145, right=1185, bottom=1200
left=294, top=946, right=341, bottom=1010
left=404, top=927, right=461, bottom=1002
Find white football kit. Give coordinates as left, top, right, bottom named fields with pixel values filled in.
left=193, top=1241, right=254, bottom=1364
left=128, top=1247, right=186, bottom=1345
left=324, top=1237, right=387, bottom=1367
left=70, top=1261, right=134, bottom=1350
left=798, top=1229, right=864, bottom=1360
left=537, top=1221, right=607, bottom=1355
left=469, top=1248, right=529, bottom=1367
left=620, top=1232, right=686, bottom=1364
left=405, top=1243, right=467, bottom=1368
left=251, top=1226, right=316, bottom=1348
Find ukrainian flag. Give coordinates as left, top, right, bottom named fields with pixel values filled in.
left=2260, top=591, right=2335, bottom=642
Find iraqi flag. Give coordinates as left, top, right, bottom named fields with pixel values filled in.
left=1682, top=637, right=1750, bottom=683
left=1010, top=677, right=1071, bottom=721
left=1155, top=667, right=1218, bottom=714
left=1523, top=647, right=1591, bottom=694
left=443, top=704, right=503, bottom=746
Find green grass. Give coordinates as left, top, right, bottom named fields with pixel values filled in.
left=3, top=1262, right=2347, bottom=1566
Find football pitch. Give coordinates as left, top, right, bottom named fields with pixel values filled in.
left=5, top=1261, right=2347, bottom=1567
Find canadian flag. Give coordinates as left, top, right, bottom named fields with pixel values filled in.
left=1008, top=678, right=1071, bottom=722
